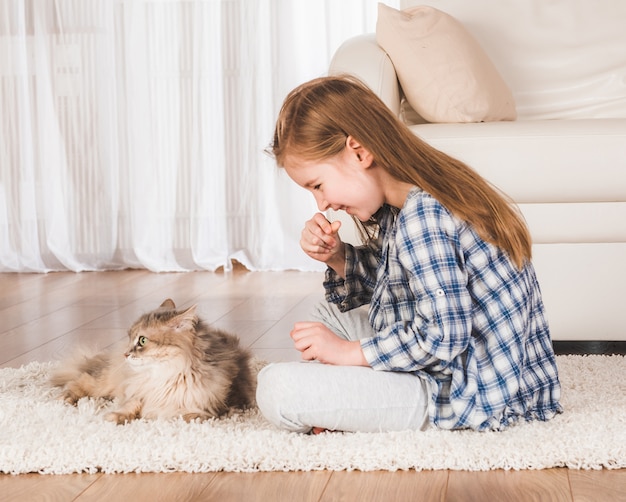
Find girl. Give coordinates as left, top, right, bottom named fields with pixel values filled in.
left=256, top=75, right=562, bottom=433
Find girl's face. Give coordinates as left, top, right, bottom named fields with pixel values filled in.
left=284, top=138, right=386, bottom=222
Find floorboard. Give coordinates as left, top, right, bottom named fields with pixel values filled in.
left=197, top=471, right=332, bottom=502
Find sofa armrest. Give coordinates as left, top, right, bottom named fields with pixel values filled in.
left=328, top=34, right=401, bottom=117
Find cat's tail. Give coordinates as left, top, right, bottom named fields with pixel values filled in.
left=49, top=343, right=127, bottom=405
left=49, top=347, right=106, bottom=387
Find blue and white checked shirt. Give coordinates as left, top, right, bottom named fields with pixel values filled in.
left=324, top=188, right=562, bottom=431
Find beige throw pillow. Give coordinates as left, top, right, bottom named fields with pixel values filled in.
left=376, top=3, right=516, bottom=123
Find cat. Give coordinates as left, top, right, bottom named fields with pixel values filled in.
left=50, top=299, right=256, bottom=424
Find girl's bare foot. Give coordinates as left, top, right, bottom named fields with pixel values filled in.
left=311, top=427, right=328, bottom=435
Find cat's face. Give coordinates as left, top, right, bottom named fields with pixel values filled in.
left=124, top=299, right=198, bottom=367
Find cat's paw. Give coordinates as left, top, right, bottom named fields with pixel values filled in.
left=182, top=412, right=210, bottom=423
left=105, top=411, right=134, bottom=425
left=61, top=391, right=81, bottom=406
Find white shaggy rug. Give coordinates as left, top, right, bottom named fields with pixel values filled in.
left=0, top=355, right=624, bottom=475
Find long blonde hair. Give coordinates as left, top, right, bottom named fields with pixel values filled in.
left=271, top=75, right=531, bottom=268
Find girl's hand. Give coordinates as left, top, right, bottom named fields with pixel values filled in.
left=290, top=322, right=368, bottom=367
left=300, top=213, right=345, bottom=274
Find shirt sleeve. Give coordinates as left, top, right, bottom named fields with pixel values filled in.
left=323, top=235, right=382, bottom=312
left=361, top=195, right=474, bottom=372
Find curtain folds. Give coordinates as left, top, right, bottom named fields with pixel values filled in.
left=0, top=0, right=395, bottom=272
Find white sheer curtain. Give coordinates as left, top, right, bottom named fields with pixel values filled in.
left=0, top=0, right=396, bottom=272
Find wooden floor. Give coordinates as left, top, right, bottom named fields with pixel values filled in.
left=1, top=268, right=625, bottom=502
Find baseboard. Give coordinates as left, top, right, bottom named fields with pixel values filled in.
left=553, top=341, right=626, bottom=355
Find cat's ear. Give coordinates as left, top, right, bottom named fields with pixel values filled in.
left=160, top=299, right=176, bottom=310
left=169, top=305, right=197, bottom=331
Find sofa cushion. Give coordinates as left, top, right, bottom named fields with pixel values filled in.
left=376, top=3, right=516, bottom=123
left=519, top=202, right=626, bottom=245
left=400, top=0, right=626, bottom=120
left=411, top=118, right=626, bottom=204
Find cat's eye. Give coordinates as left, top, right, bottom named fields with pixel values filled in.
left=137, top=336, right=147, bottom=347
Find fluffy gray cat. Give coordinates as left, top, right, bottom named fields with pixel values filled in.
left=50, top=299, right=256, bottom=424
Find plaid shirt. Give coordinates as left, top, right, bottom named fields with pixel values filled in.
left=324, top=188, right=562, bottom=431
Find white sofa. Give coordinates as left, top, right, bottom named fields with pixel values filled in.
left=329, top=0, right=626, bottom=341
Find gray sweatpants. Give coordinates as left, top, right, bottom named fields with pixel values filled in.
left=256, top=301, right=432, bottom=433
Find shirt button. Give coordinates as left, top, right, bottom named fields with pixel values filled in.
left=436, top=289, right=445, bottom=297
